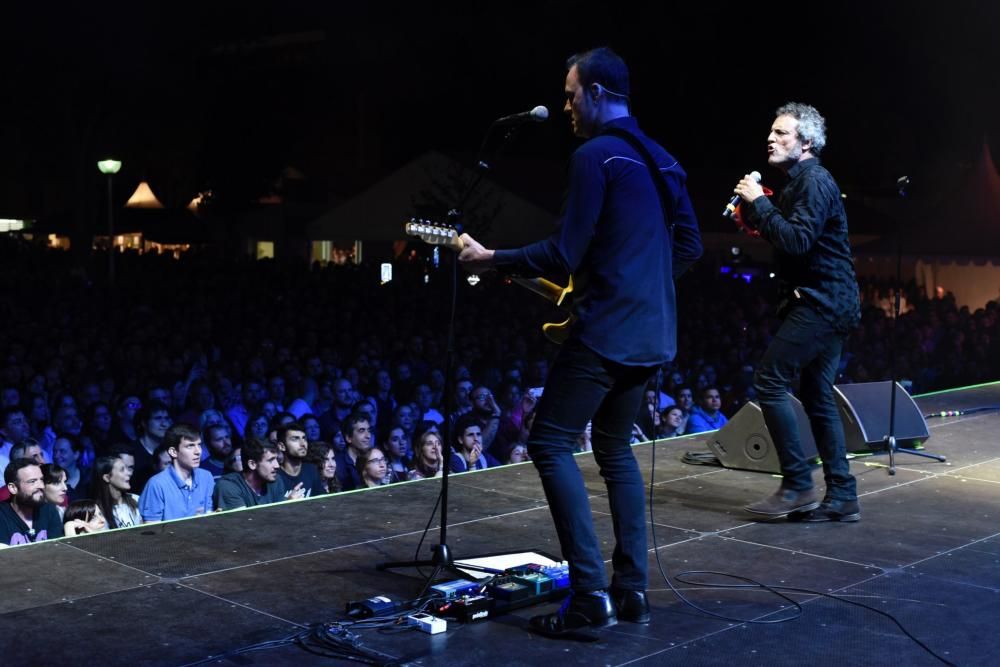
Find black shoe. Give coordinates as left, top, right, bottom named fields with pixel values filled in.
left=795, top=498, right=860, bottom=523
left=744, top=486, right=820, bottom=517
left=610, top=587, right=650, bottom=624
left=529, top=590, right=617, bottom=638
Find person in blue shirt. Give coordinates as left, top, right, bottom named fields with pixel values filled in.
left=138, top=423, right=215, bottom=522
left=459, top=47, right=701, bottom=636
left=684, top=387, right=729, bottom=434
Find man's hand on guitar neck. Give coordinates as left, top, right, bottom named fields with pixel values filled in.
left=457, top=233, right=495, bottom=275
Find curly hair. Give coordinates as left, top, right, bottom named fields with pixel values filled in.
left=776, top=102, right=827, bottom=155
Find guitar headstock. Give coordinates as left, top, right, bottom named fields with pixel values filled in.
left=404, top=218, right=464, bottom=251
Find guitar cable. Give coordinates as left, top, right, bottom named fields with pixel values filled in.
left=644, top=372, right=955, bottom=665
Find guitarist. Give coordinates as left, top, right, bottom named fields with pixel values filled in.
left=458, top=47, right=701, bottom=636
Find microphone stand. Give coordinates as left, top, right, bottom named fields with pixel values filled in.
left=883, top=175, right=946, bottom=475
left=377, top=119, right=525, bottom=593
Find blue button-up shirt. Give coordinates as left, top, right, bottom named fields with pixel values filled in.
left=138, top=465, right=215, bottom=522
left=494, top=117, right=702, bottom=365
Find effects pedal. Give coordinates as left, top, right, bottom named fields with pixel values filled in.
left=407, top=612, right=447, bottom=634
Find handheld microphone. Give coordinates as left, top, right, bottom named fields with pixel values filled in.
left=723, top=171, right=761, bottom=218
left=494, top=105, right=549, bottom=126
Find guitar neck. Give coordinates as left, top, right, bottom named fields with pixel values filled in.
left=509, top=276, right=572, bottom=306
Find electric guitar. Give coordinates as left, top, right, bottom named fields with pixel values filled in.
left=404, top=218, right=576, bottom=344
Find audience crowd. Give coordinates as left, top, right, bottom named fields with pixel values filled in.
left=1, top=236, right=997, bottom=544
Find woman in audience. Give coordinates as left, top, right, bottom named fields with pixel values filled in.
left=63, top=499, right=108, bottom=536
left=41, top=463, right=69, bottom=519
left=91, top=455, right=142, bottom=529
left=408, top=430, right=443, bottom=480
left=305, top=440, right=340, bottom=494
left=383, top=426, right=410, bottom=482
left=356, top=447, right=390, bottom=488
left=662, top=406, right=686, bottom=438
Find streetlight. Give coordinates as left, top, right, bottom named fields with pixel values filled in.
left=97, top=159, right=122, bottom=284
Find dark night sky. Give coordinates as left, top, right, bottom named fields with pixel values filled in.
left=2, top=1, right=997, bottom=228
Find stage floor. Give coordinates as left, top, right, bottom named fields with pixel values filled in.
left=3, top=383, right=999, bottom=666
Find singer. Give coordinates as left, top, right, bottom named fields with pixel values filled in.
left=732, top=103, right=861, bottom=522
left=458, top=47, right=702, bottom=635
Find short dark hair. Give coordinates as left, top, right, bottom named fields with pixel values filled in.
left=163, top=423, right=200, bottom=451
left=242, top=436, right=277, bottom=466
left=276, top=421, right=306, bottom=444
left=454, top=414, right=481, bottom=443
left=566, top=47, right=630, bottom=100
left=136, top=400, right=172, bottom=435
left=340, top=412, right=371, bottom=439
left=5, top=458, right=40, bottom=486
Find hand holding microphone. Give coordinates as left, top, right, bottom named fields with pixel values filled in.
left=723, top=171, right=763, bottom=218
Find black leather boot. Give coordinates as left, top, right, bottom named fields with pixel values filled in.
left=529, top=590, right=617, bottom=638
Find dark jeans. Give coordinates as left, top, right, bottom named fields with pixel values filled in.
left=527, top=339, right=654, bottom=593
left=754, top=304, right=857, bottom=501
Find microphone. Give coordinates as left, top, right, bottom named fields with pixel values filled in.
left=494, top=105, right=549, bottom=126
left=723, top=171, right=761, bottom=218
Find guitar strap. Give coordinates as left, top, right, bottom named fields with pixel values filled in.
left=599, top=127, right=677, bottom=234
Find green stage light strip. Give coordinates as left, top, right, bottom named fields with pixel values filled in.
left=913, top=379, right=1000, bottom=399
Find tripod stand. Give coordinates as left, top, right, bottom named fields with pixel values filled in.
left=882, top=175, right=946, bottom=475
left=376, top=117, right=532, bottom=593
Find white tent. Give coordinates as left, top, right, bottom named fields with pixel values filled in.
left=124, top=181, right=165, bottom=209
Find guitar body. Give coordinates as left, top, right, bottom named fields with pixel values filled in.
left=405, top=219, right=576, bottom=344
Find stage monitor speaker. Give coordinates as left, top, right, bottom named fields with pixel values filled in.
left=707, top=394, right=818, bottom=474
left=833, top=381, right=929, bottom=452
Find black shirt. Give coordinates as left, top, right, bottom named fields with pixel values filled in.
left=276, top=462, right=327, bottom=497
left=747, top=158, right=860, bottom=333
left=334, top=449, right=364, bottom=492
left=0, top=502, right=64, bottom=546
